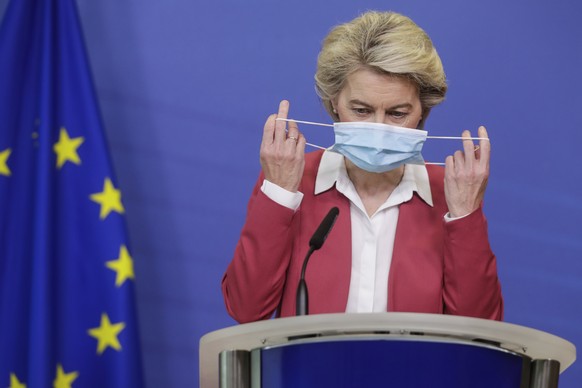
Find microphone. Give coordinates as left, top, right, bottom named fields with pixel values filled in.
left=296, top=207, right=339, bottom=316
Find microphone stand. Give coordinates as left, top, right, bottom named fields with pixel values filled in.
left=296, top=246, right=315, bottom=316
left=295, top=207, right=339, bottom=316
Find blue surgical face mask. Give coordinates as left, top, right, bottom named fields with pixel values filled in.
left=329, top=122, right=427, bottom=173
left=275, top=118, right=488, bottom=171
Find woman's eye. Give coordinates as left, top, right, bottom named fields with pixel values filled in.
left=390, top=111, right=407, bottom=119
left=353, top=108, right=370, bottom=116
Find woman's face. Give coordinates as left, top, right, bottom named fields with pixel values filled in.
left=332, top=67, right=423, bottom=129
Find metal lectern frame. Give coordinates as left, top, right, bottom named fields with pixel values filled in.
left=200, top=313, right=575, bottom=388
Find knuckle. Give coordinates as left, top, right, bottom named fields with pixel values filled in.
left=262, top=148, right=281, bottom=162
left=475, top=166, right=488, bottom=177
left=282, top=153, right=295, bottom=163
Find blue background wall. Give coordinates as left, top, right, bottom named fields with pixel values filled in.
left=1, top=0, right=581, bottom=386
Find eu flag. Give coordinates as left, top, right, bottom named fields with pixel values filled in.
left=0, top=0, right=144, bottom=386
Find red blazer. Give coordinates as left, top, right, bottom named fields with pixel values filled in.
left=222, top=150, right=503, bottom=323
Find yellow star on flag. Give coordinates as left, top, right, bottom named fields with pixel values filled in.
left=53, top=127, right=84, bottom=169
left=53, top=364, right=78, bottom=388
left=87, top=313, right=126, bottom=355
left=9, top=373, right=26, bottom=388
left=106, top=245, right=135, bottom=287
left=89, top=177, right=125, bottom=219
left=0, top=148, right=11, bottom=176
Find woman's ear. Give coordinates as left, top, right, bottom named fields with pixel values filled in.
left=328, top=99, right=340, bottom=121
left=331, top=99, right=338, bottom=114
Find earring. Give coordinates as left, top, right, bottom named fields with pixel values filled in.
left=333, top=108, right=338, bottom=114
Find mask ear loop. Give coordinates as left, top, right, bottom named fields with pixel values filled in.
left=305, top=143, right=328, bottom=150
left=425, top=138, right=485, bottom=165
left=427, top=135, right=489, bottom=141
left=276, top=118, right=333, bottom=128
left=275, top=118, right=488, bottom=155
left=276, top=118, right=331, bottom=150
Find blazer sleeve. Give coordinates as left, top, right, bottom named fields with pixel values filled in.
left=221, top=175, right=297, bottom=323
left=442, top=206, right=504, bottom=320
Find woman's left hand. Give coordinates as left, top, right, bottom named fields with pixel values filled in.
left=444, top=126, right=490, bottom=218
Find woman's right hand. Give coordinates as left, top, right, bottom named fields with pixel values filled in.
left=260, top=100, right=306, bottom=192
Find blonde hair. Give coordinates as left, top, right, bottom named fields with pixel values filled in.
left=315, top=11, right=447, bottom=123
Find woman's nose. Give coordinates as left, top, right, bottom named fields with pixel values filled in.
left=373, top=111, right=386, bottom=123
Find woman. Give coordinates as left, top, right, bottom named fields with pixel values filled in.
left=222, top=11, right=503, bottom=323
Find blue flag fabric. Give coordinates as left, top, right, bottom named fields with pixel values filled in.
left=0, top=0, right=144, bottom=386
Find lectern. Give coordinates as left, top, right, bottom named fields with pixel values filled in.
left=199, top=313, right=576, bottom=388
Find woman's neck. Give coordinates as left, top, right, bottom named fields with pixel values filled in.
left=344, top=159, right=405, bottom=216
